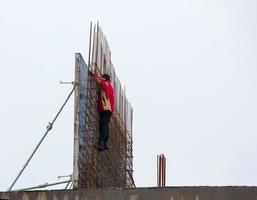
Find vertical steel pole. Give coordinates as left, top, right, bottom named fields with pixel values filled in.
left=157, top=155, right=159, bottom=186
left=95, top=22, right=99, bottom=69
left=161, top=154, right=163, bottom=187
left=159, top=155, right=161, bottom=187
left=162, top=155, right=164, bottom=187
left=88, top=22, right=92, bottom=66
left=163, top=156, right=166, bottom=187
left=163, top=155, right=164, bottom=187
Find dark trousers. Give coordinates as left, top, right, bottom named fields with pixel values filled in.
left=99, top=110, right=112, bottom=144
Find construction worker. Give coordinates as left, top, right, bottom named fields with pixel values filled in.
left=90, top=71, right=114, bottom=151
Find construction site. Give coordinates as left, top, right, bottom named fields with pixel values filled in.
left=1, top=23, right=257, bottom=200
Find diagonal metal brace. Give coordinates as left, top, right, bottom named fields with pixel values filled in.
left=7, top=82, right=77, bottom=192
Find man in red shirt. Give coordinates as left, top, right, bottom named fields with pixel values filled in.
left=91, top=72, right=114, bottom=151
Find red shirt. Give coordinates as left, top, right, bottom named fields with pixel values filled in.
left=98, top=79, right=114, bottom=113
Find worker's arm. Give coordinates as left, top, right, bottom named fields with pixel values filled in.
left=89, top=70, right=101, bottom=85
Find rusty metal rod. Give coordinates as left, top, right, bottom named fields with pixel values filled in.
left=164, top=156, right=166, bottom=187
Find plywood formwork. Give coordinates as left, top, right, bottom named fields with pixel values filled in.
left=73, top=23, right=134, bottom=188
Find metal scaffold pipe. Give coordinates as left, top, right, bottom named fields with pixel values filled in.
left=13, top=180, right=71, bottom=192
left=7, top=82, right=77, bottom=192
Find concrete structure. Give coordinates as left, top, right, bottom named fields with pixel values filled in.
left=1, top=187, right=257, bottom=200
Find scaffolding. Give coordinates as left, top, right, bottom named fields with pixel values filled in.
left=73, top=23, right=135, bottom=188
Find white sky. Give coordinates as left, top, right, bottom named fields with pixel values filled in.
left=1, top=0, right=257, bottom=191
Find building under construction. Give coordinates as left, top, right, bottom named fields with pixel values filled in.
left=3, top=23, right=257, bottom=200
left=73, top=23, right=135, bottom=188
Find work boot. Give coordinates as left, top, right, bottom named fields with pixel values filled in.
left=94, top=141, right=104, bottom=152
left=98, top=141, right=104, bottom=152
left=104, top=142, right=109, bottom=150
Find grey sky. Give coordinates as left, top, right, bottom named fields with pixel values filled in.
left=1, top=0, right=257, bottom=191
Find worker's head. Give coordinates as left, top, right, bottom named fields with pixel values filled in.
left=102, top=74, right=111, bottom=81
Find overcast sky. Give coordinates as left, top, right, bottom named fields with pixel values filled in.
left=1, top=0, right=257, bottom=191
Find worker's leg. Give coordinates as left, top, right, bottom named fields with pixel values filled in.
left=99, top=111, right=107, bottom=151
left=104, top=111, right=112, bottom=149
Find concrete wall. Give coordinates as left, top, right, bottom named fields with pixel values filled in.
left=1, top=187, right=257, bottom=200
